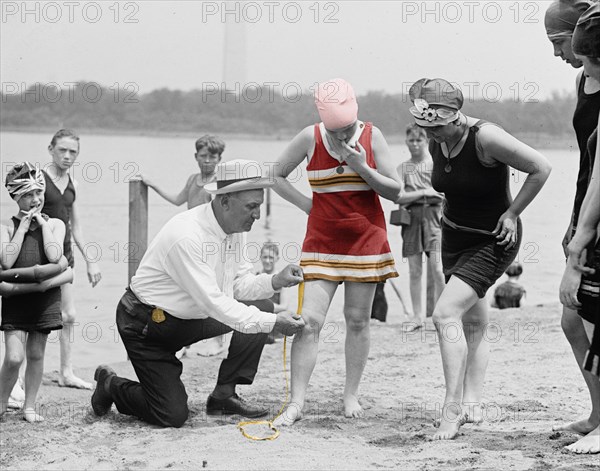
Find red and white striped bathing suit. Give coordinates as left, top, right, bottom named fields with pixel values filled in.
left=300, top=122, right=398, bottom=282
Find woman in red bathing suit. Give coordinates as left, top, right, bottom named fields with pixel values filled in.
left=271, top=79, right=400, bottom=426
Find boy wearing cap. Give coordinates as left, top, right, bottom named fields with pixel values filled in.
left=91, top=159, right=305, bottom=428
left=408, top=78, right=551, bottom=439
left=141, top=134, right=224, bottom=209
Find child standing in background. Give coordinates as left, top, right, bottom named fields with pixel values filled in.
left=258, top=242, right=288, bottom=343
left=258, top=242, right=289, bottom=312
left=141, top=134, right=224, bottom=209
left=43, top=129, right=101, bottom=390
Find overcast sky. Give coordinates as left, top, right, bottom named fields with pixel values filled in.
left=0, top=1, right=580, bottom=101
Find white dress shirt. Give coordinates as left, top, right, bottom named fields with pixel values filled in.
left=130, top=203, right=278, bottom=334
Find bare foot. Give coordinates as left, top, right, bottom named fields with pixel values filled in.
left=553, top=417, right=599, bottom=435
left=463, top=402, right=484, bottom=424
left=565, top=426, right=600, bottom=454
left=10, top=381, right=25, bottom=402
left=7, top=397, right=23, bottom=410
left=344, top=395, right=364, bottom=418
left=273, top=402, right=303, bottom=427
left=58, top=374, right=93, bottom=390
left=432, top=405, right=466, bottom=440
left=401, top=318, right=423, bottom=333
left=23, top=408, right=44, bottom=423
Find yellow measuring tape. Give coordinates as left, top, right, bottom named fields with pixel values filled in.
left=237, top=281, right=304, bottom=441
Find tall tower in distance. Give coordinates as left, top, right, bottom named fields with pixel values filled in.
left=223, top=3, right=247, bottom=91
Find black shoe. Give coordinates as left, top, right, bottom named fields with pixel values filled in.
left=206, top=393, right=268, bottom=418
left=91, top=365, right=116, bottom=416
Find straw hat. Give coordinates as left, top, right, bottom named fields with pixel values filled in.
left=204, top=159, right=274, bottom=195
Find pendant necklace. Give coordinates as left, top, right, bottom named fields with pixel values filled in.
left=444, top=120, right=469, bottom=173
left=336, top=164, right=345, bottom=174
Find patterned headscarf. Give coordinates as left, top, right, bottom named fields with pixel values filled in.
left=5, top=162, right=46, bottom=201
left=409, top=78, right=464, bottom=127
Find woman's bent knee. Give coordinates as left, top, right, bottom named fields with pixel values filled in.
left=299, top=311, right=327, bottom=335
left=345, top=316, right=370, bottom=332
left=432, top=306, right=459, bottom=325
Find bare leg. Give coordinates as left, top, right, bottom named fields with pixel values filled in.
left=432, top=277, right=479, bottom=440
left=553, top=307, right=600, bottom=434
left=426, top=249, right=445, bottom=318
left=407, top=254, right=424, bottom=320
left=565, top=319, right=600, bottom=454
left=0, top=331, right=27, bottom=416
left=273, top=280, right=337, bottom=426
left=461, top=299, right=490, bottom=424
left=343, top=282, right=376, bottom=418
left=58, top=283, right=92, bottom=390
left=8, top=362, right=26, bottom=409
left=23, top=331, right=48, bottom=423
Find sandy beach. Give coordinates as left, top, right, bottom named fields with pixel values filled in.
left=1, top=300, right=598, bottom=471
left=0, top=131, right=592, bottom=470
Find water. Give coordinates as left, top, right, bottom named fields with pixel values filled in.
left=0, top=131, right=578, bottom=369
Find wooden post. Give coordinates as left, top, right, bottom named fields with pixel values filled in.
left=265, top=187, right=271, bottom=229
left=128, top=178, right=148, bottom=284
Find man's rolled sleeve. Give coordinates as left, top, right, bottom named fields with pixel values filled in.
left=164, top=238, right=276, bottom=334
left=233, top=257, right=277, bottom=301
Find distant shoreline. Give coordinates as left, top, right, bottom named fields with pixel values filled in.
left=1, top=126, right=575, bottom=149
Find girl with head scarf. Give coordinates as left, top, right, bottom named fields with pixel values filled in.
left=270, top=78, right=400, bottom=426
left=0, top=162, right=73, bottom=423
left=407, top=78, right=551, bottom=439
left=545, top=0, right=600, bottom=449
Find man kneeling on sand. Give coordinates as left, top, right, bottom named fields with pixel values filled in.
left=91, top=159, right=305, bottom=427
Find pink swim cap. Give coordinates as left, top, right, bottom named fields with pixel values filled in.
left=314, top=78, right=358, bottom=130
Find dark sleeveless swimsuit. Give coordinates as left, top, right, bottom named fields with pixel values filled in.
left=430, top=120, right=521, bottom=298
left=1, top=217, right=62, bottom=334
left=571, top=74, right=600, bottom=236
left=42, top=170, right=76, bottom=267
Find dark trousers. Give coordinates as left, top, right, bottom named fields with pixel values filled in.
left=110, top=288, right=270, bottom=428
